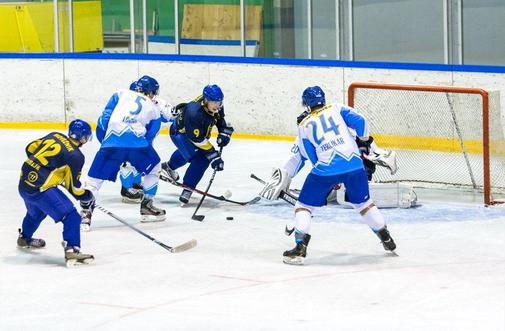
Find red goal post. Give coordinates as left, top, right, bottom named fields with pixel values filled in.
left=348, top=82, right=505, bottom=205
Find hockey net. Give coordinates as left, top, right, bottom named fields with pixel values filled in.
left=348, top=82, right=505, bottom=205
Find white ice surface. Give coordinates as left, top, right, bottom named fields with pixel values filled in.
left=1, top=130, right=504, bottom=331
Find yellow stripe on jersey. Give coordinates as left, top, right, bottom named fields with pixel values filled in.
left=191, top=139, right=213, bottom=150
left=40, top=165, right=86, bottom=196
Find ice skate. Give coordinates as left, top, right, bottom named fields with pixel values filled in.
left=140, top=198, right=166, bottom=222
left=121, top=184, right=144, bottom=204
left=283, top=233, right=311, bottom=265
left=160, top=162, right=180, bottom=184
left=63, top=242, right=94, bottom=267
left=375, top=226, right=397, bottom=252
left=179, top=189, right=192, bottom=205
left=17, top=229, right=46, bottom=249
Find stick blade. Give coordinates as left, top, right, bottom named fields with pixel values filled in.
left=192, top=214, right=205, bottom=222
left=248, top=196, right=261, bottom=205
left=170, top=239, right=198, bottom=253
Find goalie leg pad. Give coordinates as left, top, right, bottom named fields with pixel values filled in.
left=259, top=168, right=291, bottom=200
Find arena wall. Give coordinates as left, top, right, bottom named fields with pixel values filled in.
left=1, top=56, right=504, bottom=138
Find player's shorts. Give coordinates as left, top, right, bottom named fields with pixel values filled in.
left=298, top=168, right=370, bottom=207
left=88, top=146, right=160, bottom=181
left=170, top=133, right=200, bottom=161
left=19, top=186, right=76, bottom=223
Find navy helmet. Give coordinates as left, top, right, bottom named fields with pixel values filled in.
left=302, top=86, right=326, bottom=109
left=137, top=75, right=159, bottom=95
left=68, top=119, right=92, bottom=143
left=129, top=80, right=138, bottom=91
left=203, top=84, right=224, bottom=102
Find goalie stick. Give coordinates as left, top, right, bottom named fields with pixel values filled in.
left=159, top=174, right=260, bottom=206
left=96, top=205, right=197, bottom=253
left=250, top=173, right=297, bottom=206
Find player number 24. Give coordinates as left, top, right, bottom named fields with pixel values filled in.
left=306, top=114, right=340, bottom=144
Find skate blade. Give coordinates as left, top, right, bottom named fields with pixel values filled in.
left=17, top=245, right=45, bottom=251
left=66, top=257, right=94, bottom=268
left=140, top=215, right=166, bottom=223
left=387, top=250, right=399, bottom=257
left=170, top=239, right=197, bottom=253
left=282, top=256, right=305, bottom=265
left=121, top=197, right=142, bottom=204
left=80, top=223, right=91, bottom=232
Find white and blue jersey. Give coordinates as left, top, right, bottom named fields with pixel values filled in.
left=97, top=89, right=162, bottom=148
left=287, top=103, right=368, bottom=177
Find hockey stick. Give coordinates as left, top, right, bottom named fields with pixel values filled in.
left=250, top=173, right=298, bottom=206
left=95, top=205, right=197, bottom=253
left=159, top=174, right=260, bottom=206
left=191, top=147, right=224, bottom=221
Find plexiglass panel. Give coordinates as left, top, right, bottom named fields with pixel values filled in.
left=0, top=0, right=56, bottom=52
left=353, top=0, right=445, bottom=63
left=462, top=0, right=505, bottom=65
left=178, top=0, right=242, bottom=56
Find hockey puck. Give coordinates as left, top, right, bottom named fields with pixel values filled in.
left=226, top=216, right=234, bottom=221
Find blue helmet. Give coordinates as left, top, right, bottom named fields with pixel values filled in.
left=137, top=75, right=159, bottom=95
left=302, top=86, right=326, bottom=108
left=129, top=81, right=138, bottom=91
left=203, top=84, right=224, bottom=102
left=68, top=119, right=92, bottom=143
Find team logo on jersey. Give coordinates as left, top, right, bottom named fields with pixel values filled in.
left=28, top=171, right=38, bottom=183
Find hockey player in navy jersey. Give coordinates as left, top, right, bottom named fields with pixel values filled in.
left=81, top=75, right=166, bottom=230
left=160, top=84, right=234, bottom=204
left=260, top=86, right=396, bottom=265
left=18, top=119, right=95, bottom=266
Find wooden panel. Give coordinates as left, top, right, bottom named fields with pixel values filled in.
left=182, top=4, right=262, bottom=41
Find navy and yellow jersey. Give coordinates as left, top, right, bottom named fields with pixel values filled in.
left=175, top=95, right=227, bottom=152
left=19, top=132, right=87, bottom=199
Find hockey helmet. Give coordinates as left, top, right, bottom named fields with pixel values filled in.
left=203, top=84, right=224, bottom=102
left=137, top=75, right=159, bottom=95
left=302, top=86, right=326, bottom=109
left=68, top=119, right=92, bottom=143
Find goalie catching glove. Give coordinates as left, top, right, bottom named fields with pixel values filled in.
left=356, top=137, right=398, bottom=175
left=364, top=150, right=398, bottom=175
left=259, top=168, right=291, bottom=200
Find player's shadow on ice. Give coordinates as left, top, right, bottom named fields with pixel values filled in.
left=306, top=252, right=383, bottom=266
left=5, top=249, right=65, bottom=267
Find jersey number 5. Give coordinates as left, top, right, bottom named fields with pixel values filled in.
left=130, top=95, right=145, bottom=115
left=33, top=139, right=61, bottom=166
left=307, top=114, right=340, bottom=144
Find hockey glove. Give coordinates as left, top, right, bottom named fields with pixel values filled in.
left=259, top=168, right=291, bottom=200
left=79, top=190, right=95, bottom=210
left=172, top=103, right=187, bottom=117
left=206, top=150, right=224, bottom=171
left=217, top=126, right=234, bottom=147
left=297, top=110, right=310, bottom=125
left=356, top=136, right=374, bottom=156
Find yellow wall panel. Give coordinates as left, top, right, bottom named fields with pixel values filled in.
left=0, top=2, right=102, bottom=53
left=0, top=6, right=21, bottom=51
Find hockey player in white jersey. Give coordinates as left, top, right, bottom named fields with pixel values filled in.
left=81, top=76, right=166, bottom=230
left=117, top=80, right=177, bottom=203
left=260, top=86, right=397, bottom=265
